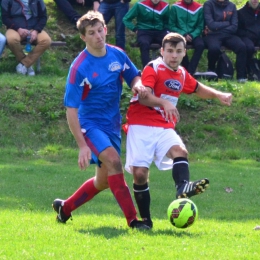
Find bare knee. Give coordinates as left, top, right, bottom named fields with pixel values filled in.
left=167, top=145, right=188, bottom=159
left=99, top=148, right=123, bottom=174
left=133, top=167, right=149, bottom=185
left=94, top=167, right=109, bottom=190
left=105, top=157, right=123, bottom=174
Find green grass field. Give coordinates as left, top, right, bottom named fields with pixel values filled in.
left=1, top=150, right=260, bottom=259
left=1, top=0, right=260, bottom=259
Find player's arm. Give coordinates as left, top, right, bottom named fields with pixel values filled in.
left=195, top=82, right=232, bottom=106
left=138, top=87, right=180, bottom=123
left=66, top=107, right=91, bottom=170
left=130, top=76, right=148, bottom=98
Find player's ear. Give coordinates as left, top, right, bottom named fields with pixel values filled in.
left=160, top=47, right=164, bottom=56
left=80, top=34, right=86, bottom=42
left=104, top=25, right=107, bottom=35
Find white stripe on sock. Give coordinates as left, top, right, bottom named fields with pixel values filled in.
left=133, top=187, right=150, bottom=192
left=173, top=161, right=189, bottom=166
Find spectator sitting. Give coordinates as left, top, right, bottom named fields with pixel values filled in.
left=203, top=0, right=247, bottom=83
left=98, top=0, right=130, bottom=50
left=0, top=5, right=6, bottom=58
left=169, top=0, right=205, bottom=75
left=123, top=0, right=169, bottom=67
left=237, top=0, right=260, bottom=80
left=53, top=0, right=100, bottom=26
left=1, top=0, right=51, bottom=76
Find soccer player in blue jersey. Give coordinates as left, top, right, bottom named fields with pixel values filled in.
left=52, top=11, right=150, bottom=229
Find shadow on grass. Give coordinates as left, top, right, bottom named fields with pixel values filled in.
left=77, top=226, right=201, bottom=239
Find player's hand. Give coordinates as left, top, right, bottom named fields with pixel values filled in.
left=217, top=92, right=232, bottom=106
left=78, top=146, right=92, bottom=170
left=132, top=84, right=148, bottom=99
left=163, top=101, right=180, bottom=123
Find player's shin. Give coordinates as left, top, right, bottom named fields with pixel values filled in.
left=108, top=173, right=137, bottom=226
left=133, top=183, right=152, bottom=226
left=172, top=157, right=190, bottom=188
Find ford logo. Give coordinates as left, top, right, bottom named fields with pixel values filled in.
left=164, top=80, right=182, bottom=91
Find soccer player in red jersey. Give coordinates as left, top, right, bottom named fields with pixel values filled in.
left=124, top=32, right=232, bottom=228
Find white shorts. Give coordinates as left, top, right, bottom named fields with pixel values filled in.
left=125, top=125, right=186, bottom=174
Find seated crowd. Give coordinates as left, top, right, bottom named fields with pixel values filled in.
left=0, top=0, right=259, bottom=81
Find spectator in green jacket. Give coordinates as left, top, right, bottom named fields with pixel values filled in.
left=123, top=0, right=169, bottom=68
left=169, top=0, right=205, bottom=75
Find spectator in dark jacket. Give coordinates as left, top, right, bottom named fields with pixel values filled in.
left=203, top=0, right=247, bottom=82
left=1, top=0, right=51, bottom=76
left=237, top=0, right=260, bottom=79
left=53, top=0, right=99, bottom=26
left=99, top=0, right=131, bottom=50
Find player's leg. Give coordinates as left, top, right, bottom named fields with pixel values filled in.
left=52, top=165, right=107, bottom=223
left=167, top=146, right=209, bottom=198
left=99, top=146, right=150, bottom=229
left=125, top=125, right=157, bottom=228
left=132, top=167, right=153, bottom=228
left=166, top=145, right=209, bottom=199
left=155, top=129, right=209, bottom=199
left=52, top=128, right=111, bottom=223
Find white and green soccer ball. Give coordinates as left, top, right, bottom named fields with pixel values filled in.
left=167, top=198, right=198, bottom=228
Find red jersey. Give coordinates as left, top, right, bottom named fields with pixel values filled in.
left=126, top=57, right=198, bottom=129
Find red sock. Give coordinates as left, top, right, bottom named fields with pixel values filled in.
left=63, top=177, right=100, bottom=215
left=108, top=174, right=137, bottom=226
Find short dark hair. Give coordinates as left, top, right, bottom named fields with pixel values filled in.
left=162, top=33, right=186, bottom=49
left=77, top=11, right=106, bottom=35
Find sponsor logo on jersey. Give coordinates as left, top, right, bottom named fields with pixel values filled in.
left=164, top=79, right=182, bottom=91
left=109, top=62, right=121, bottom=72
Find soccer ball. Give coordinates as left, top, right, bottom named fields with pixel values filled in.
left=167, top=198, right=198, bottom=228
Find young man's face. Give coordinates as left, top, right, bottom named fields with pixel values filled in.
left=249, top=0, right=259, bottom=9
left=161, top=42, right=186, bottom=70
left=80, top=22, right=107, bottom=50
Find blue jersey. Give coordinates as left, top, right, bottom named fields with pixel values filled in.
left=64, top=44, right=140, bottom=135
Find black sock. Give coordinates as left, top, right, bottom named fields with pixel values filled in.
left=172, top=157, right=190, bottom=188
left=133, top=183, right=151, bottom=222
